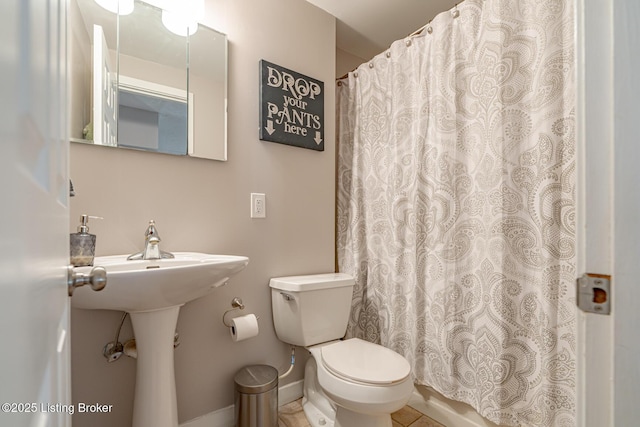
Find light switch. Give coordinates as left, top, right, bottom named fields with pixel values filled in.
left=251, top=193, right=266, bottom=218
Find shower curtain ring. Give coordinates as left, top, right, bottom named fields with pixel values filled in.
left=451, top=4, right=460, bottom=18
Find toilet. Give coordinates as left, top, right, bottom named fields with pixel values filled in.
left=270, top=273, right=413, bottom=427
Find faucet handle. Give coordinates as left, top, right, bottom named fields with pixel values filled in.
left=127, top=220, right=174, bottom=261
left=145, top=220, right=160, bottom=240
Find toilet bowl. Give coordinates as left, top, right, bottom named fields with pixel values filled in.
left=269, top=274, right=414, bottom=427
left=303, top=339, right=413, bottom=427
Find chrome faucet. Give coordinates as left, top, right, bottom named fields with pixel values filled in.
left=127, top=220, right=175, bottom=260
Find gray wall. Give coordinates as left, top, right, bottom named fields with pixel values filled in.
left=336, top=47, right=368, bottom=78
left=69, top=0, right=336, bottom=425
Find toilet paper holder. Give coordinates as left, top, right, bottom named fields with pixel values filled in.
left=223, top=297, right=258, bottom=326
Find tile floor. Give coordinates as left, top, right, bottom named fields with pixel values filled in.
left=278, top=399, right=445, bottom=427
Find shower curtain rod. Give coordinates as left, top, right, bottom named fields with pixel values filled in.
left=336, top=2, right=462, bottom=81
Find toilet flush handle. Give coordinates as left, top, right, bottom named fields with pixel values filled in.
left=280, top=292, right=295, bottom=302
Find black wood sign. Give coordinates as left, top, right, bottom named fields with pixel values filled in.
left=259, top=60, right=324, bottom=151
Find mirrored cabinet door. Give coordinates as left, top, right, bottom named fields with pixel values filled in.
left=69, top=0, right=228, bottom=161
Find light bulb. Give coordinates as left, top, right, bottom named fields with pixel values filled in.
left=161, top=9, right=198, bottom=37
left=95, top=0, right=134, bottom=15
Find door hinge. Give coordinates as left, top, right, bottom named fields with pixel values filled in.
left=577, top=273, right=611, bottom=315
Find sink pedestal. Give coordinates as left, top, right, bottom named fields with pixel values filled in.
left=130, top=305, right=182, bottom=427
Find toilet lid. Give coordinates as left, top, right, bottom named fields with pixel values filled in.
left=320, top=338, right=410, bottom=385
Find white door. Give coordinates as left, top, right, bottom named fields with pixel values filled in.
left=579, top=0, right=640, bottom=425
left=0, top=1, right=72, bottom=426
left=577, top=0, right=612, bottom=425
left=608, top=0, right=640, bottom=424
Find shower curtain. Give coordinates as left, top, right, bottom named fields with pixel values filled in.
left=336, top=1, right=575, bottom=426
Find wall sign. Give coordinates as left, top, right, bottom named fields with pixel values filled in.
left=259, top=60, right=324, bottom=151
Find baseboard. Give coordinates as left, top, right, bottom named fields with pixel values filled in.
left=180, top=404, right=235, bottom=427
left=180, top=379, right=304, bottom=427
left=278, top=379, right=304, bottom=406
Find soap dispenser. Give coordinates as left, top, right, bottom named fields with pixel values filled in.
left=70, top=215, right=98, bottom=267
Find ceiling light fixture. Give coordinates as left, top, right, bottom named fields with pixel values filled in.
left=160, top=0, right=204, bottom=37
left=95, top=0, right=134, bottom=15
left=161, top=9, right=199, bottom=37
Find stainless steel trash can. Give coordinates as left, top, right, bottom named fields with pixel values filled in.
left=234, top=364, right=278, bottom=427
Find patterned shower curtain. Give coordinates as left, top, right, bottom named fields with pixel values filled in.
left=336, top=0, right=576, bottom=426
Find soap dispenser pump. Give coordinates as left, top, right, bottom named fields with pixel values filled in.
left=70, top=215, right=100, bottom=267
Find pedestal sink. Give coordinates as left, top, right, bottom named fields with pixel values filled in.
left=71, top=252, right=249, bottom=427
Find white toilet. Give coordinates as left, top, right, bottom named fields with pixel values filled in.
left=270, top=273, right=413, bottom=427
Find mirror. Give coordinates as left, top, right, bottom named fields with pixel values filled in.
left=69, top=0, right=228, bottom=161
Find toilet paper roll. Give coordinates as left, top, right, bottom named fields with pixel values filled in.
left=229, top=314, right=259, bottom=342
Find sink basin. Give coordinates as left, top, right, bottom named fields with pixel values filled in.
left=71, top=252, right=249, bottom=312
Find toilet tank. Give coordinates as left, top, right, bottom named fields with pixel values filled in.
left=269, top=273, right=355, bottom=347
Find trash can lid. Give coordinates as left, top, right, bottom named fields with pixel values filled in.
left=234, top=364, right=278, bottom=394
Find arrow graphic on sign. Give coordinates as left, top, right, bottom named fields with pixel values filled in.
left=265, top=120, right=276, bottom=135
left=314, top=131, right=323, bottom=145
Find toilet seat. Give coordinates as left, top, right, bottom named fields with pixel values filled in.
left=320, top=338, right=410, bottom=385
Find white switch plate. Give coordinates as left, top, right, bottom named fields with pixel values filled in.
left=250, top=193, right=266, bottom=218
